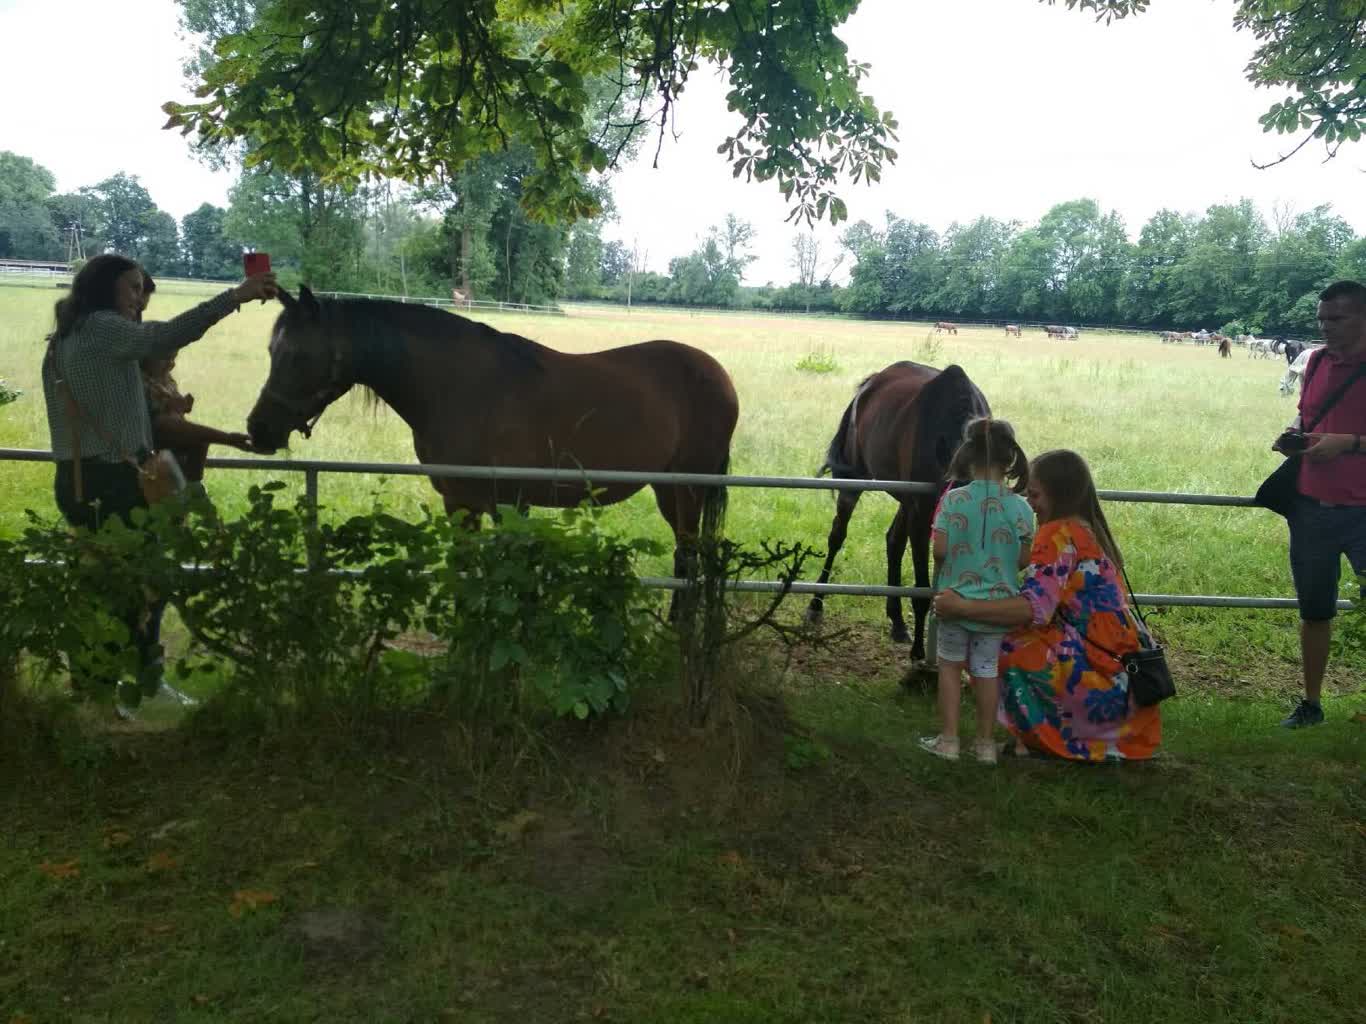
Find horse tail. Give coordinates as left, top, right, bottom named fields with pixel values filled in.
left=701, top=453, right=729, bottom=543
left=912, top=364, right=989, bottom=485
left=820, top=379, right=869, bottom=479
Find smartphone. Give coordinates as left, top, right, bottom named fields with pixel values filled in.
left=243, top=252, right=271, bottom=276
left=1278, top=431, right=1309, bottom=454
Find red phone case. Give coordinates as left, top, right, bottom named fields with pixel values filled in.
left=243, top=252, right=271, bottom=275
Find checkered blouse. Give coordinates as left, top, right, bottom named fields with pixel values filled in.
left=42, top=290, right=239, bottom=462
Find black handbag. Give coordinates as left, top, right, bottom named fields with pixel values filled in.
left=1254, top=354, right=1366, bottom=518
left=1061, top=565, right=1175, bottom=708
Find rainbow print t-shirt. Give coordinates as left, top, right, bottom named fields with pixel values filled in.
left=933, top=480, right=1035, bottom=632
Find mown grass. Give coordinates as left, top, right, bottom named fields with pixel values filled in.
left=0, top=278, right=1345, bottom=687
left=1, top=645, right=1362, bottom=1023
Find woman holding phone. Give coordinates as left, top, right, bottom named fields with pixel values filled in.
left=41, top=253, right=276, bottom=717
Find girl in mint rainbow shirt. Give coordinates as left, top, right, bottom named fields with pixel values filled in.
left=921, top=418, right=1034, bottom=764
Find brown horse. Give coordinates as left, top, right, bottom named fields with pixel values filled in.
left=1217, top=336, right=1231, bottom=358
left=933, top=321, right=959, bottom=335
left=1004, top=324, right=1022, bottom=337
left=245, top=288, right=739, bottom=580
left=805, top=362, right=990, bottom=660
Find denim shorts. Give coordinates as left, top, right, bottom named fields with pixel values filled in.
left=1288, top=496, right=1366, bottom=621
left=936, top=622, right=1007, bottom=678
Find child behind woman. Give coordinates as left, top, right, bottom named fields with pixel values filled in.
left=921, top=418, right=1034, bottom=764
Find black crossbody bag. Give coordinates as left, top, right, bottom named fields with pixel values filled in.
left=1255, top=354, right=1366, bottom=518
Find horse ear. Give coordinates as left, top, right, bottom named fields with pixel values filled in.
left=277, top=288, right=298, bottom=313
left=299, top=284, right=320, bottom=317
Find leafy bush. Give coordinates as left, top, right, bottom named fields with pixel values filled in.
left=0, top=378, right=21, bottom=408
left=794, top=346, right=839, bottom=374
left=429, top=507, right=666, bottom=720
left=0, top=487, right=668, bottom=728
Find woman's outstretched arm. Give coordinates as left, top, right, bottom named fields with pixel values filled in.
left=933, top=591, right=1032, bottom=629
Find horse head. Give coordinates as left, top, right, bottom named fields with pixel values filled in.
left=246, top=285, right=353, bottom=454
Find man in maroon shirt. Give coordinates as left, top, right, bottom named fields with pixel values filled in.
left=1276, top=280, right=1366, bottom=727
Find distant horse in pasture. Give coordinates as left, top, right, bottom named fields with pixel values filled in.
left=805, top=362, right=991, bottom=662
left=1283, top=340, right=1307, bottom=365
left=246, top=287, right=739, bottom=585
left=1158, top=331, right=1182, bottom=344
left=1248, top=338, right=1273, bottom=358
left=934, top=322, right=959, bottom=335
left=1280, top=345, right=1322, bottom=395
left=1004, top=324, right=1022, bottom=337
left=1217, top=336, right=1231, bottom=358
left=1044, top=325, right=1067, bottom=339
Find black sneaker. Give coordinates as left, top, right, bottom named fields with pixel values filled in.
left=1280, top=699, right=1324, bottom=729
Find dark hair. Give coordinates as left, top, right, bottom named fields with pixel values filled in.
left=1319, top=280, right=1366, bottom=306
left=137, top=271, right=156, bottom=322
left=1030, top=449, right=1123, bottom=568
left=947, top=416, right=1029, bottom=493
left=51, top=253, right=141, bottom=339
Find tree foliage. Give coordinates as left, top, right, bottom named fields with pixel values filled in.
left=0, top=152, right=61, bottom=260
left=165, top=0, right=896, bottom=225
left=836, top=196, right=1358, bottom=335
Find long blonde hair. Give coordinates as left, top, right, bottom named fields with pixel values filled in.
left=1030, top=449, right=1123, bottom=568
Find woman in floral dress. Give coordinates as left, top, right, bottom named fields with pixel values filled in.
left=933, top=449, right=1161, bottom=761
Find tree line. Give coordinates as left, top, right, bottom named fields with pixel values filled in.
left=4, top=145, right=1362, bottom=335
left=833, top=198, right=1366, bottom=336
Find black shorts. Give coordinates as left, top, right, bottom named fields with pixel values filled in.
left=1287, top=496, right=1366, bottom=621
left=54, top=459, right=147, bottom=531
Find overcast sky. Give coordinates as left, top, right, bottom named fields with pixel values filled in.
left=4, top=0, right=1365, bottom=285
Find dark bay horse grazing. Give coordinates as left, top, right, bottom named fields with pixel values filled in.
left=245, top=287, right=739, bottom=579
left=805, top=362, right=990, bottom=661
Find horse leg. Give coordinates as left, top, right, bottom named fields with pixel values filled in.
left=805, top=490, right=860, bottom=625
left=885, top=503, right=911, bottom=644
left=908, top=498, right=933, bottom=662
left=652, top=483, right=701, bottom=621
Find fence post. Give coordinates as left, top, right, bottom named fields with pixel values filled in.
left=304, top=467, right=320, bottom=568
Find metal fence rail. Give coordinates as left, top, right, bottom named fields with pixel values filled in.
left=1, top=447, right=1344, bottom=611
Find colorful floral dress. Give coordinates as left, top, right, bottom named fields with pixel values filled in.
left=998, top=519, right=1161, bottom=761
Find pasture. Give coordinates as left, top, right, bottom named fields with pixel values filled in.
left=0, top=278, right=1342, bottom=678
left=2, top=280, right=1364, bottom=1022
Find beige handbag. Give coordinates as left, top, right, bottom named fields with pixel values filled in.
left=59, top=380, right=185, bottom=506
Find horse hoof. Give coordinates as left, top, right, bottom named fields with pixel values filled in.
left=890, top=626, right=910, bottom=644
left=804, top=603, right=824, bottom=625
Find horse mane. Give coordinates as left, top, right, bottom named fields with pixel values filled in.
left=315, top=298, right=545, bottom=409
left=912, top=363, right=990, bottom=481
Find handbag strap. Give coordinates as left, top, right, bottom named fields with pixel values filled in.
left=1301, top=353, right=1366, bottom=432
left=48, top=335, right=145, bottom=503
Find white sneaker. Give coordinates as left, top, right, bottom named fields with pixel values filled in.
left=918, top=735, right=960, bottom=761
left=972, top=739, right=998, bottom=765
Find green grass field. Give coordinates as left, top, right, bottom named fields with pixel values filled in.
left=0, top=277, right=1342, bottom=684
left=3, top=278, right=1363, bottom=1023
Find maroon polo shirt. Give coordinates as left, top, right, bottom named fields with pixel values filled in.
left=1297, top=346, right=1366, bottom=505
